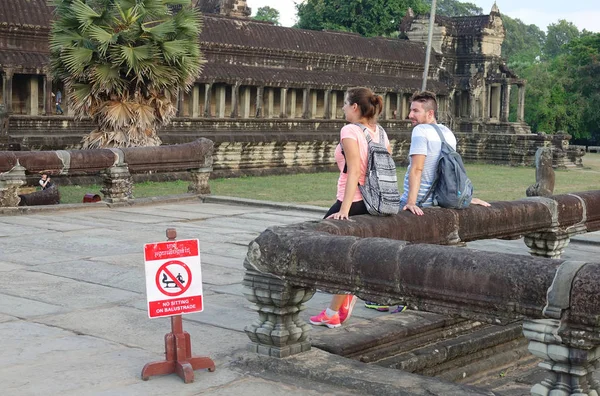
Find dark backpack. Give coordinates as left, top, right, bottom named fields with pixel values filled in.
left=420, top=124, right=473, bottom=209
left=355, top=124, right=401, bottom=215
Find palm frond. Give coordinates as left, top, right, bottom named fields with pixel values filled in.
left=160, top=39, right=189, bottom=61
left=50, top=0, right=202, bottom=148
left=61, top=47, right=94, bottom=75
left=162, top=0, right=193, bottom=6
left=142, top=20, right=177, bottom=41
left=117, top=44, right=153, bottom=73
left=130, top=102, right=156, bottom=130
left=98, top=100, right=134, bottom=131
left=89, top=64, right=128, bottom=95
left=70, top=0, right=102, bottom=29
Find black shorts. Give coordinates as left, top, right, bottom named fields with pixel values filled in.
left=324, top=200, right=368, bottom=219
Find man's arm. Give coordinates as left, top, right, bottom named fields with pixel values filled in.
left=403, top=154, right=426, bottom=215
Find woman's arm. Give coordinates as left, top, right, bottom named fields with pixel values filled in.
left=328, top=137, right=361, bottom=220
left=403, top=154, right=426, bottom=215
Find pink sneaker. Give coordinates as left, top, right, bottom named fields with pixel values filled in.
left=339, top=295, right=357, bottom=323
left=309, top=310, right=341, bottom=328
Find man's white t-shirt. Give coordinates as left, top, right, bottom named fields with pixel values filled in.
left=400, top=124, right=457, bottom=207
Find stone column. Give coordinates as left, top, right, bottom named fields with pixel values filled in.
left=203, top=83, right=212, bottom=117
left=330, top=91, right=337, bottom=120
left=400, top=93, right=408, bottom=120
left=240, top=86, right=251, bottom=118
left=523, top=260, right=600, bottom=396
left=382, top=93, right=389, bottom=120
left=279, top=88, right=287, bottom=118
left=323, top=89, right=331, bottom=119
left=517, top=84, right=526, bottom=122
left=492, top=85, right=501, bottom=120
left=486, top=85, right=492, bottom=120
left=177, top=89, right=184, bottom=117
left=500, top=83, right=511, bottom=122
left=191, top=84, right=200, bottom=118
left=43, top=74, right=53, bottom=116
left=0, top=162, right=26, bottom=207
left=524, top=318, right=600, bottom=396
left=101, top=149, right=133, bottom=203
left=266, top=87, right=274, bottom=118
left=255, top=86, right=264, bottom=118
left=28, top=76, right=39, bottom=116
left=243, top=268, right=315, bottom=358
left=480, top=83, right=487, bottom=121
left=523, top=197, right=577, bottom=259
left=3, top=70, right=13, bottom=113
left=311, top=90, right=317, bottom=119
left=524, top=230, right=571, bottom=259
left=230, top=83, right=239, bottom=118
left=396, top=93, right=402, bottom=120
left=302, top=88, right=310, bottom=119
left=188, top=154, right=213, bottom=195
left=101, top=164, right=133, bottom=203
left=216, top=85, right=226, bottom=118
left=289, top=89, right=297, bottom=118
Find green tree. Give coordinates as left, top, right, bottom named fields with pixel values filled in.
left=424, top=0, right=482, bottom=17
left=518, top=57, right=585, bottom=137
left=295, top=0, right=429, bottom=37
left=565, top=33, right=600, bottom=141
left=501, top=15, right=545, bottom=65
left=544, top=19, right=580, bottom=59
left=49, top=0, right=203, bottom=149
left=253, top=6, right=280, bottom=25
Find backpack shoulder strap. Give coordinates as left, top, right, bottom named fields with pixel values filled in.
left=416, top=124, right=445, bottom=206
left=353, top=123, right=373, bottom=143
left=430, top=123, right=446, bottom=144
left=376, top=125, right=385, bottom=145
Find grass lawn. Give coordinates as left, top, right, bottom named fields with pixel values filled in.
left=57, top=153, right=600, bottom=206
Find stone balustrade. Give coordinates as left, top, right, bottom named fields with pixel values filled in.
left=0, top=138, right=213, bottom=205
left=243, top=190, right=600, bottom=395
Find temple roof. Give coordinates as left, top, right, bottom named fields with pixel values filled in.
left=0, top=50, right=48, bottom=71
left=199, top=62, right=448, bottom=93
left=0, top=0, right=52, bottom=27
left=0, top=2, right=437, bottom=91
left=200, top=15, right=428, bottom=64
left=435, top=14, right=500, bottom=35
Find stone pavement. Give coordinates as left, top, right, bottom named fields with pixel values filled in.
left=1, top=196, right=599, bottom=396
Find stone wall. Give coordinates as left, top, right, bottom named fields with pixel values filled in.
left=5, top=116, right=580, bottom=178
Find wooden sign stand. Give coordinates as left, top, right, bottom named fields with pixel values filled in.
left=141, top=228, right=215, bottom=383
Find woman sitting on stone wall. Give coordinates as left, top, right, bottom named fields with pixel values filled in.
left=309, top=86, right=393, bottom=328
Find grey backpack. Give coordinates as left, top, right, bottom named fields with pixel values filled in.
left=420, top=124, right=473, bottom=209
left=356, top=124, right=401, bottom=215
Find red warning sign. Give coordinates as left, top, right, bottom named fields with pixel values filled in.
left=155, top=260, right=192, bottom=297
left=144, top=239, right=203, bottom=318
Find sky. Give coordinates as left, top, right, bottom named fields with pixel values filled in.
left=247, top=0, right=600, bottom=33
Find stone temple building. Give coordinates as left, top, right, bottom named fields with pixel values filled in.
left=0, top=0, right=580, bottom=175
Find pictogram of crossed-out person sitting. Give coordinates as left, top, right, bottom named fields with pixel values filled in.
left=162, top=272, right=185, bottom=288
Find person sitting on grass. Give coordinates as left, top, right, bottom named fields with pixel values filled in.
left=39, top=173, right=54, bottom=190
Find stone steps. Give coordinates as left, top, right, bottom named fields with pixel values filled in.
left=311, top=310, right=538, bottom=389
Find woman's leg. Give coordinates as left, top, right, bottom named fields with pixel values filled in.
left=310, top=200, right=369, bottom=327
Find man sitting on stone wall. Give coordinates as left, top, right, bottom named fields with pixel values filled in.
left=401, top=91, right=490, bottom=215
left=364, top=91, right=490, bottom=312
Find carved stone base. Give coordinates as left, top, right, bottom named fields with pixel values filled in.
left=524, top=319, right=600, bottom=396
left=101, top=164, right=133, bottom=203
left=188, top=167, right=211, bottom=195
left=0, top=162, right=26, bottom=207
left=243, top=269, right=315, bottom=358
left=524, top=230, right=570, bottom=259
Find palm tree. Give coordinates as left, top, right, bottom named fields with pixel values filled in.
left=49, top=0, right=203, bottom=148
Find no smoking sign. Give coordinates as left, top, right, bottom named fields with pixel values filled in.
left=144, top=239, right=203, bottom=318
